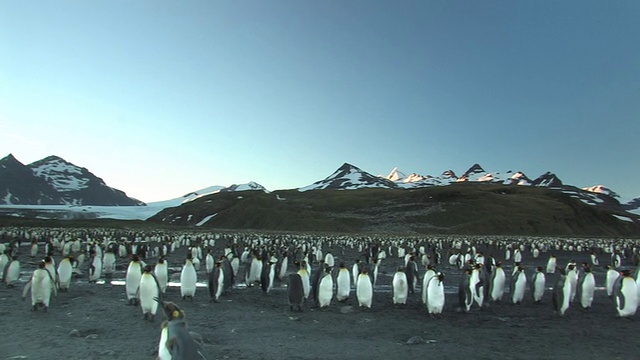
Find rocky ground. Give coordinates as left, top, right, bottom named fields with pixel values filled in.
left=0, top=235, right=638, bottom=360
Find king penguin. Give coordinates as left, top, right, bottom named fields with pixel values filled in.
left=22, top=260, right=56, bottom=311
left=605, top=264, right=620, bottom=298
left=426, top=272, right=445, bottom=316
left=297, top=261, right=311, bottom=299
left=336, top=262, right=351, bottom=302
left=459, top=269, right=473, bottom=312
left=156, top=299, right=208, bottom=360
left=288, top=273, right=304, bottom=312
left=356, top=269, right=373, bottom=308
left=155, top=256, right=169, bottom=294
left=531, top=266, right=546, bottom=304
left=511, top=266, right=526, bottom=305
left=88, top=250, right=102, bottom=283
left=392, top=267, right=408, bottom=305
left=125, top=254, right=143, bottom=305
left=181, top=253, right=198, bottom=300
left=489, top=262, right=506, bottom=302
left=422, top=265, right=436, bottom=306
left=545, top=255, right=557, bottom=274
left=139, top=265, right=161, bottom=321
left=57, top=256, right=74, bottom=292
left=317, top=264, right=334, bottom=308
left=578, top=263, right=595, bottom=310
left=552, top=268, right=571, bottom=316
left=3, top=256, right=20, bottom=286
left=208, top=262, right=224, bottom=302
left=613, top=270, right=638, bottom=318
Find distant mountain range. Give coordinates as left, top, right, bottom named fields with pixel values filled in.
left=1, top=154, right=639, bottom=221
left=0, top=154, right=143, bottom=206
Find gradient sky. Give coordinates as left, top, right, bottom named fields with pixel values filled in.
left=2, top=1, right=639, bottom=203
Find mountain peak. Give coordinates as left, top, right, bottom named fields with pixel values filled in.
left=583, top=185, right=619, bottom=198
left=0, top=153, right=24, bottom=167
left=299, top=163, right=397, bottom=192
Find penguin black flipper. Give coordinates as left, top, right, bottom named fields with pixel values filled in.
left=613, top=278, right=625, bottom=312
left=2, top=260, right=11, bottom=283
left=21, top=278, right=33, bottom=299
left=150, top=271, right=163, bottom=304
left=44, top=268, right=58, bottom=297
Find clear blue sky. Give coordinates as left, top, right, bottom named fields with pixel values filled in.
left=2, top=1, right=639, bottom=202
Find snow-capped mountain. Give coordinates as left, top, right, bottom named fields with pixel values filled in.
left=582, top=185, right=619, bottom=199
left=0, top=154, right=143, bottom=206
left=299, top=163, right=397, bottom=191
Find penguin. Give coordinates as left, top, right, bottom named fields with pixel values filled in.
left=88, top=251, right=102, bottom=283
left=181, top=254, right=198, bottom=300
left=470, top=263, right=485, bottom=308
left=352, top=259, right=361, bottom=285
left=311, top=260, right=326, bottom=306
left=277, top=251, right=288, bottom=281
left=552, top=269, right=571, bottom=316
left=324, top=251, right=335, bottom=268
left=545, top=255, right=557, bottom=274
left=578, top=263, right=595, bottom=310
left=392, top=267, right=408, bottom=305
left=336, top=262, right=351, bottom=302
left=426, top=272, right=445, bottom=315
left=613, top=270, right=638, bottom=318
left=0, top=251, right=9, bottom=279
left=102, top=250, right=116, bottom=278
left=590, top=252, right=600, bottom=266
left=2, top=256, right=20, bottom=286
left=605, top=264, right=620, bottom=298
left=422, top=265, right=436, bottom=306
left=458, top=269, right=473, bottom=312
left=566, top=263, right=578, bottom=303
left=297, top=261, right=311, bottom=299
left=356, top=269, right=373, bottom=308
left=156, top=299, right=208, bottom=360
left=288, top=273, right=304, bottom=312
left=139, top=265, right=161, bottom=321
left=531, top=266, right=546, bottom=304
left=29, top=240, right=38, bottom=258
left=205, top=250, right=215, bottom=274
left=155, top=257, right=169, bottom=294
left=43, top=255, right=58, bottom=291
left=57, top=256, right=74, bottom=292
left=219, top=255, right=234, bottom=294
left=125, top=254, right=143, bottom=305
left=208, top=262, right=224, bottom=302
left=511, top=266, right=526, bottom=305
left=260, top=256, right=276, bottom=294
left=22, top=261, right=56, bottom=311
left=405, top=256, right=418, bottom=294
left=317, top=265, right=334, bottom=308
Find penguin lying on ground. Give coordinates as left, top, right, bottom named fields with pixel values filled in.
left=156, top=298, right=208, bottom=360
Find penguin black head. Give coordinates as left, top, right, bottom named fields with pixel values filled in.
left=158, top=256, right=165, bottom=264
left=44, top=256, right=53, bottom=264
left=437, top=272, right=445, bottom=281
left=38, top=261, right=46, bottom=269
left=131, top=254, right=140, bottom=262
left=536, top=266, right=543, bottom=272
left=339, top=262, right=346, bottom=269
left=620, top=269, right=632, bottom=277
left=143, top=265, right=152, bottom=273
left=156, top=298, right=185, bottom=320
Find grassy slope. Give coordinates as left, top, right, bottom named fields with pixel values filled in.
left=145, top=183, right=640, bottom=236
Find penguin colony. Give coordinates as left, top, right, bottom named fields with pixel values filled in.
left=3, top=228, right=640, bottom=358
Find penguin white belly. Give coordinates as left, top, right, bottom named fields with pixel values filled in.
left=533, top=273, right=546, bottom=303
left=336, top=269, right=350, bottom=301
left=546, top=258, right=556, bottom=274
left=139, top=274, right=159, bottom=316
left=560, top=278, right=571, bottom=315
left=103, top=253, right=116, bottom=275
left=205, top=254, right=214, bottom=274
left=89, top=257, right=102, bottom=282
left=580, top=273, right=595, bottom=309
left=392, top=272, right=408, bottom=305
left=426, top=278, right=445, bottom=314
left=31, top=269, right=52, bottom=307
left=490, top=270, right=505, bottom=302
left=215, top=268, right=224, bottom=300
left=318, top=275, right=333, bottom=308
left=5, top=261, right=20, bottom=284
left=126, top=264, right=142, bottom=301
left=157, top=324, right=171, bottom=360
left=155, top=263, right=168, bottom=293
left=298, top=270, right=310, bottom=299
left=616, top=278, right=638, bottom=317
left=511, top=274, right=526, bottom=304
left=57, top=261, right=73, bottom=290
left=422, top=270, right=436, bottom=305
left=606, top=270, right=620, bottom=297
left=181, top=263, right=197, bottom=298
left=356, top=274, right=373, bottom=308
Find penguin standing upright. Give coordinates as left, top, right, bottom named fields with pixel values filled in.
left=613, top=270, right=638, bottom=318
left=356, top=269, right=373, bottom=308
left=392, top=267, right=408, bottom=305
left=156, top=300, right=208, bottom=360
left=22, top=261, right=56, bottom=311
left=139, top=265, right=160, bottom=321
left=531, top=266, right=546, bottom=304
left=605, top=264, right=620, bottom=298
left=422, top=265, right=436, bottom=305
left=426, top=272, right=445, bottom=315
left=180, top=253, right=198, bottom=300
left=546, top=255, right=557, bottom=274
left=470, top=264, right=485, bottom=308
left=102, top=250, right=116, bottom=278
left=125, top=255, right=143, bottom=305
left=88, top=251, right=102, bottom=283
left=260, top=256, right=276, bottom=294
left=208, top=262, right=224, bottom=302
left=579, top=263, right=596, bottom=309
left=311, top=260, right=326, bottom=306
left=57, top=256, right=74, bottom=292
left=205, top=250, right=215, bottom=275
left=317, top=265, right=334, bottom=308
left=287, top=273, right=304, bottom=312
left=297, top=261, right=311, bottom=299
left=3, top=256, right=20, bottom=286
left=154, top=257, right=169, bottom=294
left=552, top=269, right=571, bottom=316
left=566, top=264, right=578, bottom=302
left=511, top=266, right=526, bottom=305
left=405, top=256, right=418, bottom=294
left=277, top=251, right=288, bottom=281
left=336, top=262, right=350, bottom=302
left=458, top=269, right=473, bottom=312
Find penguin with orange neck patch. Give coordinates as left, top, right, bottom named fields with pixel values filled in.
left=156, top=298, right=207, bottom=360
